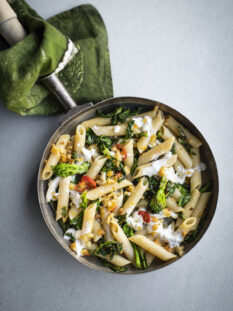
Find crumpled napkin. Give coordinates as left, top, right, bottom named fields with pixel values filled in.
left=0, top=0, right=113, bottom=115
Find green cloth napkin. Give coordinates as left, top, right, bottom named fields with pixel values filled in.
left=0, top=0, right=113, bottom=115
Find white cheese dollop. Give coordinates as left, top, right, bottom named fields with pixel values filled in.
left=132, top=116, right=153, bottom=136
left=114, top=125, right=121, bottom=133
left=64, top=228, right=76, bottom=240
left=70, top=190, right=81, bottom=209
left=74, top=230, right=86, bottom=257
left=156, top=224, right=183, bottom=248
left=46, top=176, right=61, bottom=202
left=81, top=147, right=96, bottom=161
left=147, top=222, right=183, bottom=248
left=126, top=209, right=145, bottom=231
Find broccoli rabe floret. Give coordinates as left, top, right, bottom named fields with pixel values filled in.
left=52, top=162, right=89, bottom=177
left=149, top=177, right=168, bottom=213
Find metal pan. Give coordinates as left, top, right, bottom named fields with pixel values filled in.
left=37, top=96, right=219, bottom=274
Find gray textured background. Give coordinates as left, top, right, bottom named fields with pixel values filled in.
left=1, top=1, right=233, bottom=310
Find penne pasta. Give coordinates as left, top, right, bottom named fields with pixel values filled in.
left=176, top=217, right=197, bottom=236
left=191, top=192, right=211, bottom=230
left=74, top=125, right=86, bottom=154
left=133, top=154, right=177, bottom=179
left=80, top=202, right=97, bottom=240
left=190, top=148, right=201, bottom=192
left=114, top=189, right=124, bottom=215
left=137, top=111, right=164, bottom=153
left=129, top=235, right=177, bottom=261
left=86, top=179, right=132, bottom=200
left=165, top=116, right=202, bottom=148
left=100, top=206, right=114, bottom=241
left=138, top=137, right=175, bottom=165
left=183, top=189, right=200, bottom=219
left=91, top=124, right=140, bottom=137
left=161, top=126, right=192, bottom=169
left=123, top=139, right=134, bottom=169
left=56, top=176, right=71, bottom=221
left=93, top=219, right=104, bottom=242
left=81, top=117, right=112, bottom=129
left=172, top=188, right=182, bottom=202
left=85, top=155, right=107, bottom=179
left=42, top=134, right=70, bottom=180
left=97, top=254, right=131, bottom=266
left=120, top=177, right=149, bottom=216
left=111, top=220, right=135, bottom=263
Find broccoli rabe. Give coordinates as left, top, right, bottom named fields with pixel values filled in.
left=122, top=224, right=147, bottom=270
left=52, top=162, right=89, bottom=177
left=177, top=185, right=191, bottom=207
left=200, top=181, right=212, bottom=193
left=94, top=241, right=123, bottom=259
left=97, top=106, right=142, bottom=124
left=148, top=177, right=168, bottom=213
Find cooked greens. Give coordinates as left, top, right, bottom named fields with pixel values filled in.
left=95, top=241, right=123, bottom=259
left=102, top=157, right=126, bottom=177
left=122, top=223, right=147, bottom=269
left=177, top=184, right=191, bottom=207
left=177, top=126, right=195, bottom=155
left=97, top=106, right=142, bottom=124
left=85, top=128, right=99, bottom=145
left=131, top=149, right=140, bottom=175
left=200, top=181, right=212, bottom=193
left=52, top=162, right=89, bottom=177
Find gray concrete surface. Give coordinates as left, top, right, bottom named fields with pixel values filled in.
left=0, top=1, right=233, bottom=310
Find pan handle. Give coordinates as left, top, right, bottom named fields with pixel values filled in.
left=0, top=0, right=77, bottom=111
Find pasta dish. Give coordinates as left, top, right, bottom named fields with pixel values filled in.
left=41, top=105, right=212, bottom=272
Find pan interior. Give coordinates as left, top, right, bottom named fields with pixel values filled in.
left=37, top=97, right=219, bottom=274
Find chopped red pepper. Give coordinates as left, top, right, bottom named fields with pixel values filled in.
left=75, top=175, right=96, bottom=192
left=116, top=144, right=127, bottom=160
left=115, top=172, right=123, bottom=180
left=138, top=211, right=151, bottom=223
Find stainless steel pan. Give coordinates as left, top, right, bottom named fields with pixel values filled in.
left=38, top=96, right=219, bottom=274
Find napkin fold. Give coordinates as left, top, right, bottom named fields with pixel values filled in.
left=0, top=0, right=113, bottom=115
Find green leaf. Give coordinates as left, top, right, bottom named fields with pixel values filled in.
left=157, top=131, right=164, bottom=142
left=80, top=190, right=88, bottom=209
left=85, top=128, right=99, bottom=146
left=177, top=185, right=191, bottom=207
left=69, top=210, right=84, bottom=230
left=97, top=106, right=142, bottom=124
left=131, top=149, right=140, bottom=175
left=71, top=151, right=77, bottom=160
left=122, top=224, right=134, bottom=237
left=165, top=181, right=177, bottom=198
left=132, top=243, right=141, bottom=269
left=171, top=143, right=176, bottom=154
left=52, top=162, right=90, bottom=177
left=200, top=181, right=212, bottom=193
left=95, top=241, right=123, bottom=259
left=116, top=214, right=127, bottom=226
left=177, top=126, right=196, bottom=155
left=61, top=206, right=68, bottom=218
